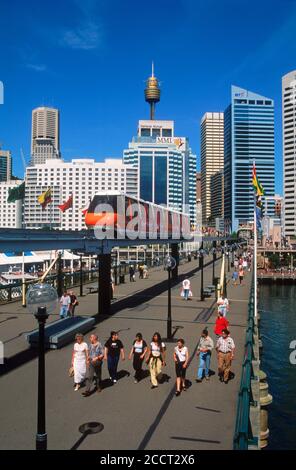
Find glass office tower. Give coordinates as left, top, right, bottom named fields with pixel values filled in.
left=224, top=86, right=275, bottom=231
left=123, top=120, right=196, bottom=225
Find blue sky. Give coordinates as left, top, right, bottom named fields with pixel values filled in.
left=1, top=0, right=296, bottom=195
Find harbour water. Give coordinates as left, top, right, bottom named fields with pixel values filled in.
left=259, top=284, right=296, bottom=450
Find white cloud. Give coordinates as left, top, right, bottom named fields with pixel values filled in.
left=26, top=63, right=47, bottom=72
left=61, top=21, right=102, bottom=50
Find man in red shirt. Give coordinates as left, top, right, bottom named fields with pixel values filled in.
left=214, top=311, right=229, bottom=337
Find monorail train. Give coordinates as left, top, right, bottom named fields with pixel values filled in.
left=85, top=192, right=191, bottom=240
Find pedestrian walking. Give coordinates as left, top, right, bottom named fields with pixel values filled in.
left=239, top=267, right=244, bottom=285
left=129, top=265, right=135, bottom=282
left=128, top=333, right=148, bottom=383
left=139, top=264, right=144, bottom=279
left=173, top=339, right=189, bottom=396
left=216, top=329, right=235, bottom=384
left=143, top=264, right=148, bottom=279
left=232, top=270, right=239, bottom=286
left=214, top=311, right=229, bottom=337
left=82, top=334, right=104, bottom=396
left=60, top=291, right=70, bottom=319
left=146, top=332, right=166, bottom=389
left=71, top=333, right=89, bottom=391
left=181, top=277, right=191, bottom=300
left=104, top=331, right=125, bottom=384
left=217, top=294, right=229, bottom=317
left=196, top=329, right=214, bottom=382
left=69, top=290, right=78, bottom=317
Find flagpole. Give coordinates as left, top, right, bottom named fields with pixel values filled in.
left=253, top=161, right=258, bottom=318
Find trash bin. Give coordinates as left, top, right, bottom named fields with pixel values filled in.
left=119, top=274, right=125, bottom=284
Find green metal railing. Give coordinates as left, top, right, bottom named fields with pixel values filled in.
left=233, top=279, right=258, bottom=450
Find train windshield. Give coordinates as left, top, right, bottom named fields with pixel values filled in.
left=88, top=195, right=118, bottom=213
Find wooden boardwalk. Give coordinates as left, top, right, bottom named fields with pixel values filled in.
left=0, top=256, right=252, bottom=450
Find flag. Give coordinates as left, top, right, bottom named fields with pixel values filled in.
left=252, top=162, right=265, bottom=196
left=38, top=188, right=52, bottom=210
left=58, top=194, right=73, bottom=212
left=7, top=182, right=25, bottom=203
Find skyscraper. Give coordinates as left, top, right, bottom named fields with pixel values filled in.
left=210, top=170, right=224, bottom=221
left=31, top=107, right=60, bottom=165
left=224, top=86, right=275, bottom=230
left=123, top=69, right=196, bottom=225
left=200, top=112, right=224, bottom=224
left=24, top=158, right=137, bottom=230
left=282, top=70, right=296, bottom=237
left=0, top=147, right=12, bottom=182
left=123, top=120, right=196, bottom=225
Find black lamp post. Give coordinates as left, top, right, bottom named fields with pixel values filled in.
left=212, top=241, right=217, bottom=284
left=27, top=283, right=58, bottom=451
left=199, top=246, right=205, bottom=301
left=79, top=254, right=84, bottom=297
left=164, top=255, right=176, bottom=340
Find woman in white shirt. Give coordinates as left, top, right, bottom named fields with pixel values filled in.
left=182, top=278, right=191, bottom=301
left=71, top=333, right=89, bottom=391
left=173, top=339, right=189, bottom=396
left=146, top=332, right=166, bottom=389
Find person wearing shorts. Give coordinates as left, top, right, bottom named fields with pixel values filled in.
left=173, top=339, right=189, bottom=396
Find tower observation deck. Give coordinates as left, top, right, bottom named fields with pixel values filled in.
left=144, top=62, right=161, bottom=120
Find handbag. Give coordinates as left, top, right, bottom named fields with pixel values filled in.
left=68, top=366, right=74, bottom=377
left=180, top=289, right=185, bottom=297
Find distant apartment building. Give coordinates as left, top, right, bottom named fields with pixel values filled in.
left=224, top=86, right=275, bottom=231
left=200, top=112, right=224, bottom=224
left=30, top=107, right=60, bottom=165
left=0, top=148, right=12, bottom=182
left=0, top=180, right=23, bottom=228
left=210, top=170, right=224, bottom=222
left=24, top=158, right=138, bottom=230
left=196, top=171, right=201, bottom=202
left=282, top=70, right=296, bottom=237
left=123, top=119, right=197, bottom=225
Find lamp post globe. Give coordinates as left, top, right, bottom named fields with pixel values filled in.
left=26, top=283, right=58, bottom=451
left=164, top=255, right=176, bottom=271
left=27, top=283, right=58, bottom=318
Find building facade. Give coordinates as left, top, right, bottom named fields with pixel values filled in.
left=0, top=148, right=12, bottom=182
left=210, top=170, right=224, bottom=222
left=200, top=112, right=224, bottom=224
left=196, top=171, right=201, bottom=202
left=0, top=180, right=23, bottom=228
left=24, top=158, right=138, bottom=230
left=224, top=86, right=275, bottom=230
left=123, top=120, right=196, bottom=225
left=31, top=107, right=60, bottom=165
left=282, top=70, right=296, bottom=238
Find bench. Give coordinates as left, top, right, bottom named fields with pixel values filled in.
left=87, top=286, right=97, bottom=294
left=203, top=288, right=212, bottom=297
left=206, top=285, right=216, bottom=292
left=26, top=316, right=96, bottom=350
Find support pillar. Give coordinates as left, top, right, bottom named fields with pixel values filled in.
left=98, top=253, right=112, bottom=316
left=57, top=252, right=63, bottom=298
left=171, top=243, right=179, bottom=280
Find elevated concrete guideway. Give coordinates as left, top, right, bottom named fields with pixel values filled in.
left=0, top=228, right=242, bottom=316
left=0, top=256, right=252, bottom=450
left=0, top=228, right=234, bottom=253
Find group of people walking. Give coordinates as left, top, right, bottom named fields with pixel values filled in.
left=60, top=290, right=78, bottom=318
left=71, top=325, right=235, bottom=395
left=129, top=263, right=149, bottom=282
